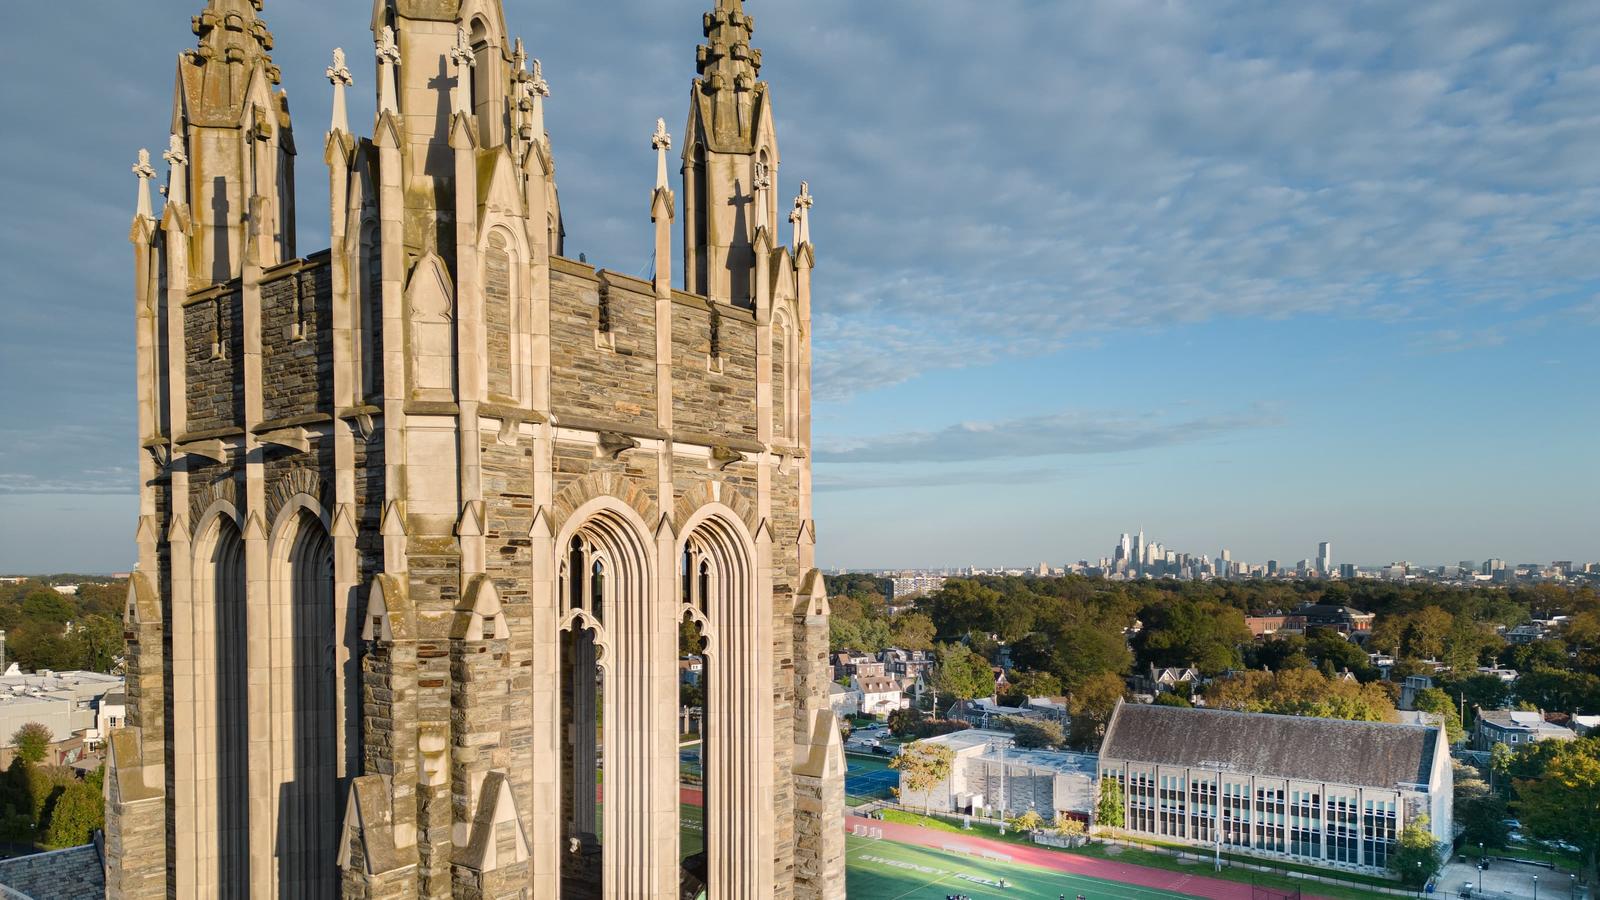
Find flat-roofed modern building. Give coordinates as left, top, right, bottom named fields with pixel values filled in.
left=1098, top=702, right=1452, bottom=872
left=897, top=729, right=1099, bottom=822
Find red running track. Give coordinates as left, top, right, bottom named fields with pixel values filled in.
left=845, top=814, right=1335, bottom=900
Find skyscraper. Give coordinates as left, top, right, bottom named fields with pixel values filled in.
left=1317, top=541, right=1333, bottom=576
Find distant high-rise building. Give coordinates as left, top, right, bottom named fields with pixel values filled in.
left=1339, top=563, right=1358, bottom=580
left=1134, top=531, right=1146, bottom=574
left=1317, top=541, right=1333, bottom=575
left=1116, top=533, right=1131, bottom=565
left=1267, top=560, right=1279, bottom=576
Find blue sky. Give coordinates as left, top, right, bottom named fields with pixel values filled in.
left=2, top=1, right=1598, bottom=573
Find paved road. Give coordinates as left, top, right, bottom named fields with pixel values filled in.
left=846, top=814, right=1335, bottom=900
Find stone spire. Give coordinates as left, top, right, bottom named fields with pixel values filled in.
left=181, top=0, right=281, bottom=124
left=790, top=180, right=813, bottom=249
left=375, top=25, right=400, bottom=116
left=162, top=133, right=190, bottom=207
left=132, top=149, right=156, bottom=222
left=326, top=47, right=352, bottom=134
left=652, top=118, right=672, bottom=190
left=695, top=0, right=763, bottom=150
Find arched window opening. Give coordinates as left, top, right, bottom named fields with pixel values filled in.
left=470, top=19, right=496, bottom=144
left=568, top=537, right=584, bottom=612
left=278, top=510, right=337, bottom=897
left=678, top=607, right=709, bottom=897
left=356, top=221, right=380, bottom=402
left=590, top=559, right=606, bottom=624
left=559, top=618, right=603, bottom=900
left=208, top=518, right=249, bottom=894
left=697, top=560, right=711, bottom=616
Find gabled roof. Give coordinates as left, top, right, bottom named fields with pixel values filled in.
left=1100, top=702, right=1443, bottom=791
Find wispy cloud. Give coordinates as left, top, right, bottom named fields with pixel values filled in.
left=814, top=468, right=1067, bottom=493
left=817, top=408, right=1281, bottom=464
left=1411, top=328, right=1508, bottom=354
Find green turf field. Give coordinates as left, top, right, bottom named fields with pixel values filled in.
left=843, top=834, right=1196, bottom=900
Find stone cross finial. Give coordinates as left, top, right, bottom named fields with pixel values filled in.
left=133, top=148, right=156, bottom=181
left=790, top=181, right=814, bottom=247
left=449, top=25, right=475, bottom=116
left=652, top=118, right=673, bottom=190
left=529, top=58, right=550, bottom=98
left=376, top=27, right=400, bottom=116
left=133, top=149, right=156, bottom=220
left=326, top=47, right=353, bottom=87
left=162, top=133, right=188, bottom=168
left=450, top=25, right=475, bottom=69
left=375, top=25, right=400, bottom=65
left=327, top=47, right=353, bottom=134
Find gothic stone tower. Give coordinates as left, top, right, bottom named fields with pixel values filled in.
left=109, top=0, right=845, bottom=897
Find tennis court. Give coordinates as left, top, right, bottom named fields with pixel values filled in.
left=845, top=753, right=901, bottom=798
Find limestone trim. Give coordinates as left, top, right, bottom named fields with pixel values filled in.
left=675, top=502, right=773, bottom=897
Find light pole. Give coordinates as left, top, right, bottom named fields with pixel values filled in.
left=1534, top=874, right=1539, bottom=900
left=1415, top=861, right=1422, bottom=898
left=1476, top=864, right=1482, bottom=893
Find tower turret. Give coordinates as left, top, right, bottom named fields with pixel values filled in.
left=683, top=0, right=780, bottom=305
left=171, top=0, right=296, bottom=282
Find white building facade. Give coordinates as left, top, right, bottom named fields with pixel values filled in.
left=1098, top=703, right=1452, bottom=873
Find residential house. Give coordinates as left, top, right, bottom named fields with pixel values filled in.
left=829, top=682, right=861, bottom=719
left=1292, top=604, right=1376, bottom=637
left=1472, top=709, right=1576, bottom=751
left=852, top=674, right=907, bottom=718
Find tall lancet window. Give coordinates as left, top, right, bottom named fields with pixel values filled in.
left=202, top=516, right=249, bottom=894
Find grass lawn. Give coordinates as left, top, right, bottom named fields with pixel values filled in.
left=1461, top=841, right=1582, bottom=873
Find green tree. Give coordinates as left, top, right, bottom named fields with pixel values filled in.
left=1132, top=601, right=1250, bottom=676
left=1006, top=670, right=1063, bottom=702
left=1001, top=716, right=1065, bottom=750
left=1453, top=764, right=1509, bottom=849
left=19, top=592, right=75, bottom=625
left=889, top=612, right=936, bottom=652
left=11, top=723, right=52, bottom=765
left=1153, top=692, right=1192, bottom=708
left=1053, top=814, right=1087, bottom=838
left=1011, top=808, right=1045, bottom=833
left=1515, top=738, right=1600, bottom=879
left=1052, top=624, right=1135, bottom=687
left=1402, top=607, right=1453, bottom=660
left=1095, top=776, right=1125, bottom=829
left=933, top=642, right=994, bottom=703
left=1412, top=688, right=1465, bottom=744
left=1388, top=815, right=1444, bottom=888
left=886, top=706, right=925, bottom=739
left=1068, top=673, right=1127, bottom=747
left=74, top=614, right=123, bottom=673
left=41, top=780, right=101, bottom=849
left=889, top=741, right=955, bottom=818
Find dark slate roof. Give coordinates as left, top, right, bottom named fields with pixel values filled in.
left=1100, top=702, right=1441, bottom=791
left=0, top=843, right=105, bottom=900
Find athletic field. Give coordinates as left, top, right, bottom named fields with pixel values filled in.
left=845, top=833, right=1199, bottom=899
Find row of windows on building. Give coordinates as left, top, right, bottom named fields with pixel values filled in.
left=1114, top=772, right=1397, bottom=869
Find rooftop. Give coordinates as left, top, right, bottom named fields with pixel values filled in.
left=1101, top=702, right=1444, bottom=791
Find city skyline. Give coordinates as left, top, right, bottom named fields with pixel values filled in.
left=4, top=1, right=1600, bottom=573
